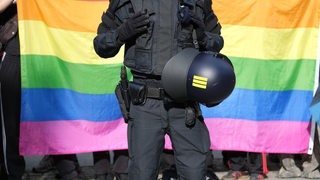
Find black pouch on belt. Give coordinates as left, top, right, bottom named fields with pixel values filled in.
left=129, top=82, right=147, bottom=105
left=185, top=102, right=203, bottom=127
left=185, top=106, right=196, bottom=127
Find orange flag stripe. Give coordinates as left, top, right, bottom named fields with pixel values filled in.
left=19, top=0, right=319, bottom=31
left=212, top=0, right=319, bottom=28
left=17, top=0, right=109, bottom=32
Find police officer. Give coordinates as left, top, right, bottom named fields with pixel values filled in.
left=93, top=0, right=224, bottom=179
left=1, top=0, right=25, bottom=179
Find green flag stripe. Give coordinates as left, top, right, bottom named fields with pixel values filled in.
left=21, top=55, right=315, bottom=93
left=21, top=55, right=131, bottom=94
left=231, top=56, right=316, bottom=91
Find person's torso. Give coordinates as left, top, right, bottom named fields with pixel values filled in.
left=114, top=0, right=204, bottom=76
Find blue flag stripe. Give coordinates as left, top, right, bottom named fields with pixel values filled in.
left=21, top=88, right=312, bottom=122
left=202, top=88, right=312, bottom=122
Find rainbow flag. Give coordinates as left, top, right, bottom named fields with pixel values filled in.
left=204, top=0, right=320, bottom=154
left=18, top=0, right=320, bottom=155
left=18, top=0, right=128, bottom=155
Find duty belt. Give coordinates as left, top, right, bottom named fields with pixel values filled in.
left=129, top=81, right=165, bottom=105
left=146, top=87, right=165, bottom=100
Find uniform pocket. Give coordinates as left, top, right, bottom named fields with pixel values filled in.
left=133, top=20, right=154, bottom=73
left=134, top=48, right=152, bottom=72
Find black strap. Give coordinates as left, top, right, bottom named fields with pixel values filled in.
left=146, top=87, right=165, bottom=99
left=106, top=0, right=120, bottom=19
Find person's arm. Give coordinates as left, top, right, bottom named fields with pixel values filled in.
left=93, top=9, right=123, bottom=58
left=191, top=0, right=224, bottom=52
left=202, top=10, right=224, bottom=52
left=93, top=1, right=149, bottom=58
left=0, top=0, right=14, bottom=13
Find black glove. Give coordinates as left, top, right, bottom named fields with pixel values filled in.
left=117, top=10, right=150, bottom=42
left=189, top=12, right=206, bottom=41
left=178, top=6, right=192, bottom=26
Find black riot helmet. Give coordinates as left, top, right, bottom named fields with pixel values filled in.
left=162, top=48, right=236, bottom=107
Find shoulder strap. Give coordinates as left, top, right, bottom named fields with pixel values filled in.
left=106, top=0, right=120, bottom=19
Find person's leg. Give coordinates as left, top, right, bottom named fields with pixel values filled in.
left=168, top=103, right=210, bottom=180
left=206, top=151, right=219, bottom=180
left=225, top=151, right=247, bottom=171
left=278, top=154, right=301, bottom=178
left=222, top=150, right=231, bottom=169
left=160, top=150, right=177, bottom=180
left=0, top=97, right=8, bottom=180
left=0, top=55, right=25, bottom=180
left=32, top=155, right=55, bottom=173
left=112, top=150, right=129, bottom=180
left=127, top=98, right=165, bottom=180
left=301, top=125, right=320, bottom=178
left=160, top=150, right=218, bottom=180
left=52, top=154, right=79, bottom=180
left=247, top=152, right=265, bottom=180
left=93, top=151, right=112, bottom=179
left=221, top=151, right=248, bottom=180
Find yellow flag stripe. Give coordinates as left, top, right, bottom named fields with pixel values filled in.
left=19, top=20, right=123, bottom=64
left=220, top=25, right=318, bottom=60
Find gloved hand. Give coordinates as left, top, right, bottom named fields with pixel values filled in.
left=117, top=10, right=150, bottom=42
left=190, top=12, right=206, bottom=42
left=177, top=6, right=192, bottom=26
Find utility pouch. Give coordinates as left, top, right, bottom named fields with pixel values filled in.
left=185, top=105, right=196, bottom=127
left=115, top=84, right=131, bottom=123
left=129, top=82, right=147, bottom=105
left=185, top=102, right=203, bottom=127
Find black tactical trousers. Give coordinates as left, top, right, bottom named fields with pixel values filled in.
left=160, top=149, right=215, bottom=173
left=0, top=54, right=25, bottom=180
left=127, top=85, right=211, bottom=180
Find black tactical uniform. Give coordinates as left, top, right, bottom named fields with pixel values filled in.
left=93, top=0, right=223, bottom=179
left=0, top=2, right=25, bottom=180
